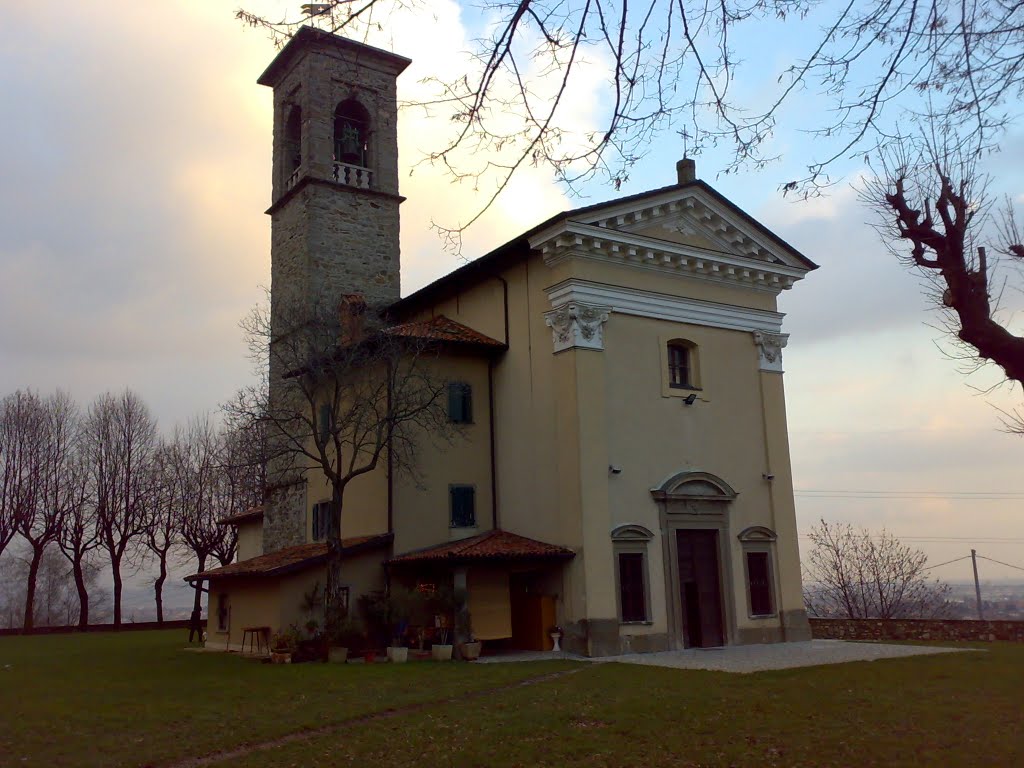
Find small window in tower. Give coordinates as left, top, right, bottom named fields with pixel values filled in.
left=283, top=105, right=302, bottom=187
left=449, top=485, right=476, bottom=528
left=447, top=382, right=473, bottom=424
left=334, top=99, right=370, bottom=168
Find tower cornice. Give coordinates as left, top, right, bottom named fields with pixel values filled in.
left=257, top=26, right=411, bottom=88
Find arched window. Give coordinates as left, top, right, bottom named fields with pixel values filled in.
left=283, top=105, right=302, bottom=184
left=333, top=99, right=370, bottom=168
left=667, top=339, right=698, bottom=389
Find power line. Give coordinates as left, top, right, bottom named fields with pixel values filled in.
left=795, top=489, right=1024, bottom=496
left=924, top=555, right=973, bottom=570
left=977, top=555, right=1024, bottom=574
left=797, top=535, right=1024, bottom=543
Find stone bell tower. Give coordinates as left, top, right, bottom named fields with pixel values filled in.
left=258, top=27, right=411, bottom=552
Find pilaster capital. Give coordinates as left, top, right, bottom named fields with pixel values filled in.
left=753, top=330, right=788, bottom=372
left=544, top=301, right=612, bottom=352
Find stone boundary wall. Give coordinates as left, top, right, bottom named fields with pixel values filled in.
left=0, top=619, right=204, bottom=637
left=809, top=617, right=1024, bottom=643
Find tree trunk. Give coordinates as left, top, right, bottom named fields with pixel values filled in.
left=22, top=544, right=44, bottom=631
left=71, top=555, right=89, bottom=628
left=154, top=554, right=168, bottom=624
left=111, top=552, right=123, bottom=626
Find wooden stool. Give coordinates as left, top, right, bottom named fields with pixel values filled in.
left=242, top=626, right=270, bottom=655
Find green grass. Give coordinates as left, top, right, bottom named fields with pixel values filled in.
left=0, top=630, right=577, bottom=768
left=2, top=633, right=1022, bottom=768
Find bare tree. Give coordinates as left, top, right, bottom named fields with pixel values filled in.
left=15, top=391, right=80, bottom=630
left=0, top=391, right=48, bottom=562
left=141, top=439, right=180, bottom=624
left=238, top=1, right=1024, bottom=244
left=862, top=139, right=1024, bottom=417
left=84, top=390, right=158, bottom=626
left=236, top=294, right=453, bottom=611
left=0, top=546, right=110, bottom=630
left=175, top=419, right=237, bottom=629
left=55, top=439, right=98, bottom=628
left=803, top=519, right=952, bottom=619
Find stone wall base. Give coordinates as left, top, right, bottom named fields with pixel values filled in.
left=810, top=618, right=1024, bottom=643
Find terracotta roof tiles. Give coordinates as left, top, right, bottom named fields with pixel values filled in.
left=388, top=529, right=575, bottom=565
left=384, top=316, right=505, bottom=349
left=218, top=506, right=265, bottom=526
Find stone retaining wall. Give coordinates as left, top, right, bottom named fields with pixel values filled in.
left=0, top=619, right=204, bottom=637
left=809, top=617, right=1024, bottom=642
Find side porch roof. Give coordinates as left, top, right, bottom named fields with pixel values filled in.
left=186, top=533, right=393, bottom=582
left=388, top=529, right=575, bottom=566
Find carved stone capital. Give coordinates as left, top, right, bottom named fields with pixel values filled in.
left=544, top=301, right=612, bottom=352
left=753, top=330, right=788, bottom=372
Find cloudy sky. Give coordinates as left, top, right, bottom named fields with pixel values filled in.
left=2, top=0, right=1022, bottom=585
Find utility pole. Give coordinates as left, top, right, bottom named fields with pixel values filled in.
left=971, top=549, right=984, bottom=620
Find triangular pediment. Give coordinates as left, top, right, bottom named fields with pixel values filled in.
left=572, top=184, right=812, bottom=270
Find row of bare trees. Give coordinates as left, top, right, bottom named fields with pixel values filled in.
left=0, top=388, right=265, bottom=630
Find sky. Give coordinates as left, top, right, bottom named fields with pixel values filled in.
left=1, top=0, right=1022, bottom=589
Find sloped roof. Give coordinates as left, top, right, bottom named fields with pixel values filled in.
left=384, top=316, right=505, bottom=349
left=218, top=506, right=265, bottom=526
left=389, top=179, right=817, bottom=317
left=388, top=529, right=575, bottom=565
left=187, top=533, right=393, bottom=581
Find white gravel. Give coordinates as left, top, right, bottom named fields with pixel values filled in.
left=477, top=640, right=974, bottom=673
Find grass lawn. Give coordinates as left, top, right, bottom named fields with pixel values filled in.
left=2, top=632, right=1022, bottom=768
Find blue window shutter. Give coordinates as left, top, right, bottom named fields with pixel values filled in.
left=462, top=384, right=472, bottom=423
left=450, top=486, right=475, bottom=527
left=447, top=383, right=461, bottom=422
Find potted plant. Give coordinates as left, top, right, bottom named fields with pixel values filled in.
left=326, top=617, right=363, bottom=663
left=270, top=628, right=297, bottom=664
left=428, top=585, right=459, bottom=661
left=456, top=607, right=481, bottom=661
left=549, top=625, right=563, bottom=652
left=385, top=586, right=421, bottom=663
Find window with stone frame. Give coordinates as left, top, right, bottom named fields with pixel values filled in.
left=612, top=525, right=654, bottom=623
left=449, top=485, right=476, bottom=528
left=217, top=593, right=230, bottom=632
left=667, top=339, right=697, bottom=388
left=737, top=526, right=778, bottom=618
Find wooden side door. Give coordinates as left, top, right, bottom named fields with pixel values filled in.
left=676, top=529, right=725, bottom=647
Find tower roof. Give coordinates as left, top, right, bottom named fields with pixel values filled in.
left=257, top=26, right=411, bottom=88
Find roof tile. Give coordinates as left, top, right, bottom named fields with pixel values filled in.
left=389, top=529, right=575, bottom=565
left=188, top=534, right=392, bottom=581
left=384, top=316, right=505, bottom=348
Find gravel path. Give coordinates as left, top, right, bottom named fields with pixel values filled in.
left=477, top=640, right=974, bottom=673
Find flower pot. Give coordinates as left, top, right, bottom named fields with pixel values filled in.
left=270, top=651, right=292, bottom=664
left=460, top=641, right=482, bottom=661
left=328, top=647, right=348, bottom=664
left=387, top=646, right=409, bottom=663
left=550, top=632, right=562, bottom=652
left=431, top=644, right=453, bottom=661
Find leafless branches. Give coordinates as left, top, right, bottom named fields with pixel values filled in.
left=803, top=519, right=953, bottom=619
left=237, top=1, right=1024, bottom=248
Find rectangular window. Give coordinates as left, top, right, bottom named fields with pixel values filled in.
left=447, top=382, right=473, bottom=424
left=318, top=404, right=331, bottom=437
left=618, top=552, right=647, bottom=622
left=668, top=345, right=690, bottom=388
left=449, top=486, right=476, bottom=528
left=217, top=594, right=229, bottom=632
left=312, top=502, right=332, bottom=541
left=746, top=551, right=773, bottom=616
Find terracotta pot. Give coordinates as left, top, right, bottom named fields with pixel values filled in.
left=387, top=646, right=409, bottom=663
left=460, top=641, right=482, bottom=661
left=431, top=644, right=453, bottom=661
left=328, top=647, right=348, bottom=663
left=270, top=651, right=292, bottom=664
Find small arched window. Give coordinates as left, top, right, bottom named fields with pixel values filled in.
left=667, top=339, right=697, bottom=389
left=333, top=99, right=371, bottom=168
left=283, top=105, right=302, bottom=182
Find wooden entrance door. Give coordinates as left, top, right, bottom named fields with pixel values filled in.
left=676, top=529, right=725, bottom=647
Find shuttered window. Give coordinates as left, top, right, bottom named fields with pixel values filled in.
left=312, top=502, right=332, bottom=541
left=447, top=382, right=473, bottom=423
left=747, top=551, right=773, bottom=616
left=618, top=552, right=647, bottom=622
left=668, top=343, right=691, bottom=388
left=449, top=486, right=476, bottom=528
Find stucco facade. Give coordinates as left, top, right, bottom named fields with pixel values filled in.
left=196, top=27, right=817, bottom=656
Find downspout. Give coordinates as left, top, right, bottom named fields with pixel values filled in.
left=489, top=356, right=498, bottom=530
left=387, top=359, right=394, bottom=534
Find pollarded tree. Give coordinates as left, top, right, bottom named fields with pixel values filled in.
left=83, top=390, right=158, bottom=626
left=141, top=439, right=181, bottom=624
left=803, top=519, right=952, bottom=619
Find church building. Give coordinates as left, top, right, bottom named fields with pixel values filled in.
left=192, top=26, right=817, bottom=656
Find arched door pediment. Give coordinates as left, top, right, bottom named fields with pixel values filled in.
left=650, top=471, right=738, bottom=502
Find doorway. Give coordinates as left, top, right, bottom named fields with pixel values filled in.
left=676, top=529, right=725, bottom=647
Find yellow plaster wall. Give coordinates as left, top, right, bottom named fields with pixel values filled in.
left=236, top=520, right=264, bottom=562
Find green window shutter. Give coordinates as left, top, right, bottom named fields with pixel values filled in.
left=462, top=384, right=472, bottom=423
left=447, top=383, right=462, bottom=422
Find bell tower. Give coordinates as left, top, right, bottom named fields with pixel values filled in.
left=258, top=28, right=411, bottom=552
